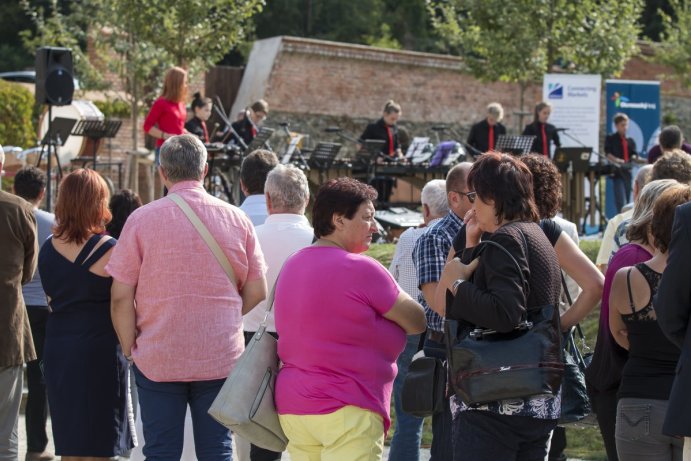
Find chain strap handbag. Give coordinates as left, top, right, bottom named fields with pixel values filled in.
left=168, top=193, right=288, bottom=452
left=444, top=237, right=564, bottom=406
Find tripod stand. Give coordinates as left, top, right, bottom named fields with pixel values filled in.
left=35, top=110, right=75, bottom=210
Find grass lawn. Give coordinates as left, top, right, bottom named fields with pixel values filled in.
left=365, top=240, right=607, bottom=460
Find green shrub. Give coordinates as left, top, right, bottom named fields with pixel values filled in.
left=94, top=99, right=131, bottom=119
left=0, top=80, right=34, bottom=148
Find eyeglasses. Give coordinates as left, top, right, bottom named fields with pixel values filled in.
left=452, top=190, right=477, bottom=203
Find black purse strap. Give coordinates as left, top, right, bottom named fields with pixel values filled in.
left=560, top=272, right=589, bottom=353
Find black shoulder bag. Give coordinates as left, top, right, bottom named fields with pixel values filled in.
left=444, top=237, right=564, bottom=406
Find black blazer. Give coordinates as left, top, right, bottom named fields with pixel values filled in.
left=604, top=133, right=637, bottom=161
left=656, top=202, right=691, bottom=437
left=359, top=118, right=399, bottom=156
left=467, top=119, right=506, bottom=154
left=229, top=116, right=255, bottom=147
left=185, top=117, right=208, bottom=143
left=522, top=122, right=560, bottom=157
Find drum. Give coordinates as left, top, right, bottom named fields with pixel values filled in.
left=38, top=100, right=104, bottom=165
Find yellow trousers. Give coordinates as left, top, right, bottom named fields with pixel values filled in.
left=278, top=405, right=385, bottom=461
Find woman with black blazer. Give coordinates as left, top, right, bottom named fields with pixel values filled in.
left=436, top=152, right=563, bottom=460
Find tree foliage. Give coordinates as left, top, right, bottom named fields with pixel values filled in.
left=656, top=0, right=691, bottom=88
left=429, top=0, right=643, bottom=92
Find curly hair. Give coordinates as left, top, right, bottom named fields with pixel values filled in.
left=520, top=154, right=562, bottom=219
left=106, top=189, right=142, bottom=239
left=651, top=149, right=691, bottom=184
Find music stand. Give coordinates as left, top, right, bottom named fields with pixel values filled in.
left=71, top=119, right=123, bottom=187
left=40, top=117, right=76, bottom=147
left=308, top=142, right=342, bottom=171
left=245, top=127, right=275, bottom=153
left=553, top=147, right=592, bottom=173
left=357, top=139, right=386, bottom=163
left=496, top=135, right=536, bottom=156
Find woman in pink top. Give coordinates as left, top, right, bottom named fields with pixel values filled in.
left=274, top=178, right=426, bottom=460
left=143, top=66, right=188, bottom=161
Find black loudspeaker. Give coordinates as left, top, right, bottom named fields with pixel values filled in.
left=35, top=47, right=74, bottom=106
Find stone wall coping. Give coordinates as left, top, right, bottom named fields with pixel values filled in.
left=277, top=36, right=465, bottom=71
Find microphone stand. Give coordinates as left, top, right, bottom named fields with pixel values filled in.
left=213, top=103, right=248, bottom=151
left=558, top=128, right=609, bottom=232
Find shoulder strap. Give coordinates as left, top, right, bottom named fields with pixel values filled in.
left=167, top=193, right=238, bottom=288
left=74, top=234, right=102, bottom=266
left=82, top=238, right=116, bottom=268
left=625, top=267, right=636, bottom=314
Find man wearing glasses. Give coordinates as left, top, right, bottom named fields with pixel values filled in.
left=412, top=162, right=473, bottom=461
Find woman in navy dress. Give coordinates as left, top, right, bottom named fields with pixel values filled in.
left=38, top=169, right=134, bottom=459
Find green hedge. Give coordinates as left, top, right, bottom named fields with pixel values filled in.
left=0, top=80, right=34, bottom=148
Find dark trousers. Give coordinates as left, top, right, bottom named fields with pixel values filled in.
left=243, top=331, right=282, bottom=461
left=611, top=173, right=632, bottom=214
left=548, top=426, right=566, bottom=461
left=25, top=308, right=50, bottom=453
left=424, top=336, right=453, bottom=461
left=133, top=365, right=232, bottom=461
left=452, top=411, right=557, bottom=461
left=591, top=388, right=619, bottom=461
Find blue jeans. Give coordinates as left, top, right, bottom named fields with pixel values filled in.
left=388, top=334, right=424, bottom=461
left=133, top=365, right=232, bottom=461
left=424, top=336, right=453, bottom=461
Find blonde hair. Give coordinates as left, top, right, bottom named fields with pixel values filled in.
left=487, top=102, right=504, bottom=122
left=383, top=100, right=401, bottom=114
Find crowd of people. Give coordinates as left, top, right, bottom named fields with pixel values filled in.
left=2, top=82, right=691, bottom=461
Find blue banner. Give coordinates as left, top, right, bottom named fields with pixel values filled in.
left=604, top=80, right=661, bottom=218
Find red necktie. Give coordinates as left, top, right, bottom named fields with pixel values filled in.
left=251, top=126, right=257, bottom=137
left=488, top=125, right=494, bottom=151
left=621, top=136, right=629, bottom=162
left=202, top=120, right=209, bottom=143
left=386, top=125, right=394, bottom=156
left=541, top=124, right=548, bottom=157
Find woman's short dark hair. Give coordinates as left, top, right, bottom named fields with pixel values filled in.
left=312, top=178, right=377, bottom=238
left=651, top=184, right=691, bottom=253
left=468, top=152, right=539, bottom=223
left=106, top=189, right=143, bottom=239
left=520, top=154, right=562, bottom=219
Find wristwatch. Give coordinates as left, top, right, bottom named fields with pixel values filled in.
left=451, top=278, right=465, bottom=294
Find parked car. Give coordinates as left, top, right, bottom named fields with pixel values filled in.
left=0, top=70, right=81, bottom=89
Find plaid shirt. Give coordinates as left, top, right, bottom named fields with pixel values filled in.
left=412, top=212, right=463, bottom=332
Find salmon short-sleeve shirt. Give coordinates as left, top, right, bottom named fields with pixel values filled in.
left=106, top=181, right=266, bottom=382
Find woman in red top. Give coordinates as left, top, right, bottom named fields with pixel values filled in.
left=143, top=66, right=188, bottom=162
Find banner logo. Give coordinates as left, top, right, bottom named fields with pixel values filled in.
left=548, top=83, right=563, bottom=99
left=611, top=91, right=656, bottom=110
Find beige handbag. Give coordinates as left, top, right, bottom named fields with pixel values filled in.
left=167, top=193, right=288, bottom=452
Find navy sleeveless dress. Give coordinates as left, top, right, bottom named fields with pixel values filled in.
left=38, top=234, right=134, bottom=457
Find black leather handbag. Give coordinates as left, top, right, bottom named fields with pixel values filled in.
left=445, top=239, right=564, bottom=406
left=401, top=354, right=446, bottom=417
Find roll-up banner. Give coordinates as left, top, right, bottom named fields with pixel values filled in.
left=604, top=80, right=661, bottom=218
